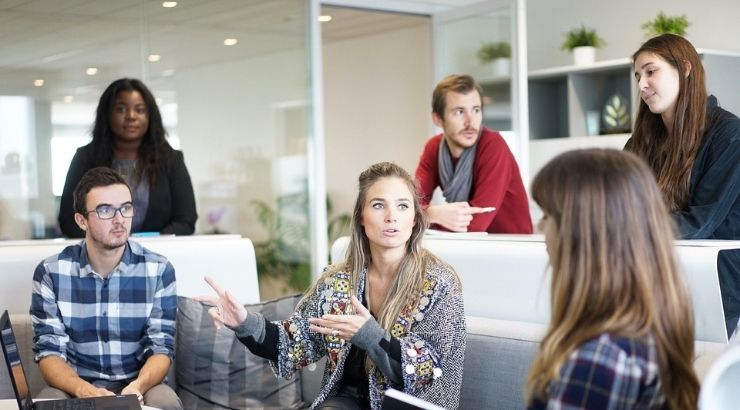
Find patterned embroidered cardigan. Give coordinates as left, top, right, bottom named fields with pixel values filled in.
left=270, top=258, right=466, bottom=409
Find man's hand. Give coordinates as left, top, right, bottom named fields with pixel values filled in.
left=74, top=384, right=115, bottom=399
left=121, top=381, right=144, bottom=404
left=426, top=202, right=490, bottom=232
left=39, top=355, right=115, bottom=399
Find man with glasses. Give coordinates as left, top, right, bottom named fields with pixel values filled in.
left=30, top=167, right=182, bottom=410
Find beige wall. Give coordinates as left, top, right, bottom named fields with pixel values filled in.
left=323, top=24, right=432, bottom=217
left=527, top=0, right=740, bottom=70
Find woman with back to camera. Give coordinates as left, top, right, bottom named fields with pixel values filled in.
left=58, top=78, right=197, bottom=237
left=197, top=162, right=465, bottom=410
left=626, top=34, right=740, bottom=336
left=526, top=149, right=699, bottom=409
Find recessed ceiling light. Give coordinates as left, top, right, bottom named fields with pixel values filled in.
left=223, top=38, right=238, bottom=46
left=318, top=15, right=332, bottom=22
left=155, top=98, right=164, bottom=106
left=33, top=79, right=44, bottom=87
left=162, top=1, right=177, bottom=7
left=148, top=54, right=161, bottom=62
left=64, top=96, right=74, bottom=103
left=86, top=67, right=98, bottom=76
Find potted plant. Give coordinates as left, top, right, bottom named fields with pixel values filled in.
left=642, top=11, right=690, bottom=37
left=561, top=24, right=605, bottom=66
left=477, top=41, right=511, bottom=77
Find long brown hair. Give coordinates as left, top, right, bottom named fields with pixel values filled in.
left=526, top=149, right=698, bottom=409
left=627, top=34, right=707, bottom=211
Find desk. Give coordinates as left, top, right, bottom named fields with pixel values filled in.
left=331, top=235, right=740, bottom=344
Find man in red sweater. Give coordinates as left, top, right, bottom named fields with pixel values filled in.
left=415, top=74, right=532, bottom=233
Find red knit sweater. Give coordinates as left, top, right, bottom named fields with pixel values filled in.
left=415, top=128, right=533, bottom=233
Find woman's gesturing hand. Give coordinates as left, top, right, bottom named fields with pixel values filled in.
left=194, top=276, right=248, bottom=329
left=308, top=296, right=371, bottom=340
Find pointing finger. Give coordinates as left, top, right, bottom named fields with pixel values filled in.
left=204, top=276, right=226, bottom=296
left=468, top=206, right=496, bottom=214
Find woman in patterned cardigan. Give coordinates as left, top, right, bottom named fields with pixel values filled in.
left=526, top=149, right=699, bottom=409
left=199, top=162, right=465, bottom=409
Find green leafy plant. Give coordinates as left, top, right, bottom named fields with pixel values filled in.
left=642, top=12, right=690, bottom=37
left=477, top=41, right=511, bottom=64
left=561, top=25, right=605, bottom=50
left=251, top=194, right=350, bottom=293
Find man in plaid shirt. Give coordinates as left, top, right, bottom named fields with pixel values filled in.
left=30, top=167, right=182, bottom=410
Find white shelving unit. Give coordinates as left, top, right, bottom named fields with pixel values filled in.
left=526, top=50, right=740, bottom=178
left=479, top=74, right=513, bottom=132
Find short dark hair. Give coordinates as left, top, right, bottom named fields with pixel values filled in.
left=431, top=74, right=484, bottom=118
left=73, top=167, right=132, bottom=215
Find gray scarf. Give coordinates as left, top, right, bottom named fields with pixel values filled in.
left=438, top=137, right=477, bottom=203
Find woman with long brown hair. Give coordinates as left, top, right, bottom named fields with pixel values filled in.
left=626, top=34, right=739, bottom=336
left=526, top=149, right=699, bottom=409
left=198, top=162, right=465, bottom=409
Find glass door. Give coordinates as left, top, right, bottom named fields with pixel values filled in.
left=0, top=0, right=324, bottom=298
left=432, top=0, right=529, bottom=181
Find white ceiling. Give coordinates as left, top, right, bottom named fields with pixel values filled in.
left=0, top=0, right=462, bottom=104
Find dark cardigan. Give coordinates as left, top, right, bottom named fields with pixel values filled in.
left=58, top=143, right=198, bottom=238
left=676, top=96, right=740, bottom=335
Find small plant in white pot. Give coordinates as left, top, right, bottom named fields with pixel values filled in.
left=561, top=25, right=605, bottom=66
left=477, top=41, right=511, bottom=77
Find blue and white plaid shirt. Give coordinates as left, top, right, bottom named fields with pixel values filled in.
left=30, top=240, right=176, bottom=386
left=529, top=333, right=664, bottom=409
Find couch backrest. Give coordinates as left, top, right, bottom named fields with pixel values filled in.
left=0, top=234, right=261, bottom=315
left=331, top=235, right=738, bottom=343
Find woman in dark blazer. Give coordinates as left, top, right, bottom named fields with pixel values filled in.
left=58, top=78, right=197, bottom=237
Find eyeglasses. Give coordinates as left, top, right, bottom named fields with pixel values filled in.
left=85, top=204, right=135, bottom=220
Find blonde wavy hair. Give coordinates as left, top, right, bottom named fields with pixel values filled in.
left=526, top=149, right=698, bottom=409
left=305, top=162, right=456, bottom=332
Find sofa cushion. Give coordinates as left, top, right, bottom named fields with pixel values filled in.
left=461, top=317, right=544, bottom=409
left=176, top=294, right=305, bottom=409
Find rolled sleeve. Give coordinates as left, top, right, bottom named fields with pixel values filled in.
left=140, top=262, right=177, bottom=361
left=30, top=262, right=69, bottom=362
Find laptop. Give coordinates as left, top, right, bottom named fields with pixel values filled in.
left=1, top=310, right=141, bottom=410
left=381, top=388, right=446, bottom=410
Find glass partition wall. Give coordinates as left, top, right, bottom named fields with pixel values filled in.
left=0, top=0, right=319, bottom=298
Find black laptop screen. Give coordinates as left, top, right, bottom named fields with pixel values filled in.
left=1, top=310, right=33, bottom=409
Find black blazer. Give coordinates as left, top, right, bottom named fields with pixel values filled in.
left=58, top=143, right=198, bottom=238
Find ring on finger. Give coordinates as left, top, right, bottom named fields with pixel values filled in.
left=331, top=329, right=339, bottom=337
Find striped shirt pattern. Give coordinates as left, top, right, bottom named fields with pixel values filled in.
left=529, top=333, right=664, bottom=409
left=30, top=240, right=176, bottom=385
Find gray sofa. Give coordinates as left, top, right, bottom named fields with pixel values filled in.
left=0, top=312, right=541, bottom=409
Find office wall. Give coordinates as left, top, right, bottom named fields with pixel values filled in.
left=527, top=0, right=740, bottom=70
left=323, top=24, right=432, bottom=217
